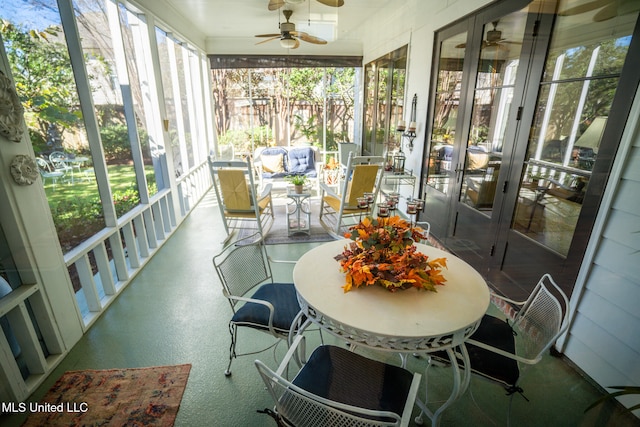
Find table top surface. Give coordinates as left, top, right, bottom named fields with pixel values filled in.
left=293, top=239, right=490, bottom=339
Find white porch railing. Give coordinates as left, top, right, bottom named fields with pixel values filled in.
left=0, top=160, right=212, bottom=402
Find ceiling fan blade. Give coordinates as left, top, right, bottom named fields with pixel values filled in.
left=293, top=31, right=327, bottom=44
left=593, top=3, right=619, bottom=21
left=558, top=0, right=610, bottom=16
left=290, top=37, right=301, bottom=49
left=255, top=36, right=280, bottom=45
left=316, top=0, right=344, bottom=7
left=255, top=33, right=282, bottom=38
left=268, top=0, right=285, bottom=11
left=455, top=42, right=466, bottom=48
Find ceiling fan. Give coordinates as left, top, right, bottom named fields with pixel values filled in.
left=558, top=0, right=640, bottom=22
left=456, top=21, right=521, bottom=49
left=268, top=0, right=344, bottom=11
left=255, top=9, right=328, bottom=49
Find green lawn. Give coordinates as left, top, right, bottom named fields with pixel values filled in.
left=43, top=164, right=156, bottom=208
left=42, top=164, right=157, bottom=253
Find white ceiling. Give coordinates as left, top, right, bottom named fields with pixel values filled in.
left=160, top=0, right=396, bottom=55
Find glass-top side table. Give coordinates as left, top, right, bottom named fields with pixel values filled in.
left=286, top=187, right=311, bottom=236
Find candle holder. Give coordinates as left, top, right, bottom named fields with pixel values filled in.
left=386, top=194, right=398, bottom=212
left=363, top=192, right=375, bottom=205
left=406, top=197, right=425, bottom=230
left=393, top=149, right=406, bottom=175
left=357, top=196, right=369, bottom=222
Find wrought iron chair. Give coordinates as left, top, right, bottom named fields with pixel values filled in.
left=256, top=334, right=422, bottom=427
left=35, top=157, right=65, bottom=190
left=209, top=158, right=274, bottom=241
left=49, top=151, right=74, bottom=176
left=430, top=273, right=569, bottom=426
left=319, top=153, right=385, bottom=238
left=213, top=232, right=304, bottom=376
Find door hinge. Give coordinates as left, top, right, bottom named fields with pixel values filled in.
left=516, top=106, right=523, bottom=120
left=490, top=244, right=495, bottom=256
left=502, top=180, right=508, bottom=193
left=533, top=20, right=540, bottom=37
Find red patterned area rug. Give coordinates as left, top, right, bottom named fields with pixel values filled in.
left=21, top=364, right=191, bottom=427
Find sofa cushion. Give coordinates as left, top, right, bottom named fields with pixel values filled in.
left=288, top=147, right=317, bottom=178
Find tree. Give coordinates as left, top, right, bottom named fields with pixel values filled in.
left=1, top=20, right=81, bottom=153
left=212, top=66, right=357, bottom=151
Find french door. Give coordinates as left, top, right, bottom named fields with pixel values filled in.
left=420, top=0, right=640, bottom=299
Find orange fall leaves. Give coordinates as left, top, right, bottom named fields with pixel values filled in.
left=335, top=216, right=448, bottom=293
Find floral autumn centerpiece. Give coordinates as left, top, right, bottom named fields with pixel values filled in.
left=334, top=216, right=448, bottom=293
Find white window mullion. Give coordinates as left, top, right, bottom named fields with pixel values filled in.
left=107, top=1, right=147, bottom=204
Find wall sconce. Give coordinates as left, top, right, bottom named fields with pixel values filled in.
left=402, top=94, right=417, bottom=151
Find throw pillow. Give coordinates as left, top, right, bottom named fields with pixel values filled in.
left=261, top=154, right=284, bottom=173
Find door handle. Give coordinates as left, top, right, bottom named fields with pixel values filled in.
left=454, top=163, right=463, bottom=182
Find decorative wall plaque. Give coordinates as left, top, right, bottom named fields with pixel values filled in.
left=0, top=70, right=24, bottom=143
left=10, top=154, right=39, bottom=186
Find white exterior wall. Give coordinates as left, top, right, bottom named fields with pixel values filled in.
left=560, top=84, right=640, bottom=415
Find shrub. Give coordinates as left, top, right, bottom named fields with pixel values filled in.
left=100, top=124, right=150, bottom=163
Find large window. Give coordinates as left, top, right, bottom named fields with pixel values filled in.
left=362, top=45, right=407, bottom=158
left=1, top=0, right=104, bottom=253
left=212, top=66, right=359, bottom=162
left=1, top=0, right=211, bottom=251
left=513, top=2, right=638, bottom=256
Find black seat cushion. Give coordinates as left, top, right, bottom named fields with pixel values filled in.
left=292, top=345, right=414, bottom=416
left=466, top=314, right=520, bottom=388
left=231, top=283, right=301, bottom=334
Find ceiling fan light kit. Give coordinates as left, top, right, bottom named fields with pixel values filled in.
left=255, top=9, right=327, bottom=49
left=280, top=36, right=298, bottom=48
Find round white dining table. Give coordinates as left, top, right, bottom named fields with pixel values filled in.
left=292, top=238, right=491, bottom=426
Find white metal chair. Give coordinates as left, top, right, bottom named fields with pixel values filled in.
left=35, top=157, right=65, bottom=190
left=213, top=232, right=304, bottom=377
left=256, top=334, right=422, bottom=427
left=49, top=151, right=74, bottom=178
left=319, top=153, right=385, bottom=238
left=446, top=273, right=570, bottom=425
left=209, top=158, right=274, bottom=240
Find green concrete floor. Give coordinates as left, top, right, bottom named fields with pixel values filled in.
left=3, top=190, right=639, bottom=427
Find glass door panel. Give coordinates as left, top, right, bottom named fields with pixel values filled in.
left=511, top=1, right=638, bottom=256
left=459, top=12, right=527, bottom=214
left=373, top=61, right=389, bottom=156
left=426, top=32, right=467, bottom=195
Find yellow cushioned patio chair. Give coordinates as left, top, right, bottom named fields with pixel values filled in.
left=319, top=153, right=384, bottom=238
left=209, top=158, right=274, bottom=241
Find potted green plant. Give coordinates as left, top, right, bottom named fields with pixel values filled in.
left=287, top=174, right=308, bottom=193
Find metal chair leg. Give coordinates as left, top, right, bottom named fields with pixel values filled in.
left=225, top=322, right=237, bottom=376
